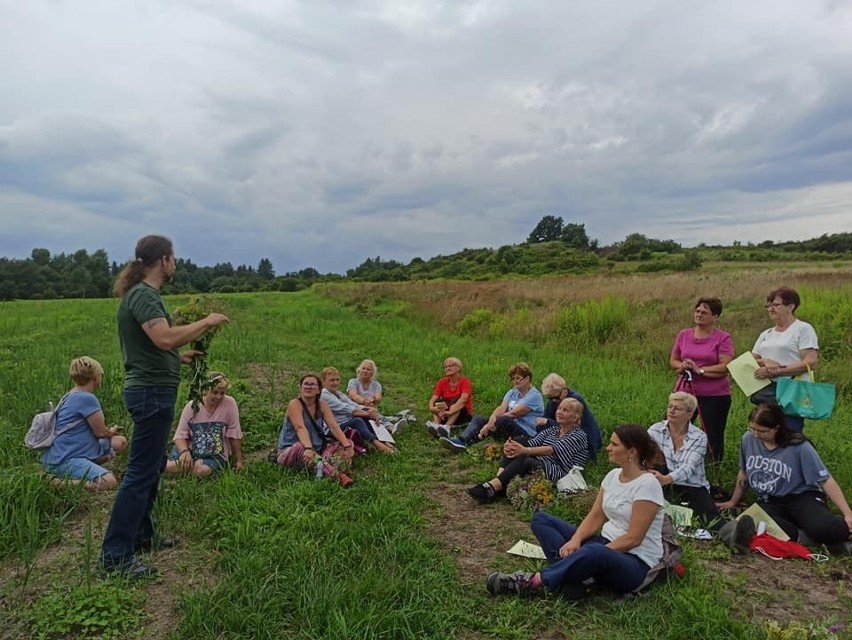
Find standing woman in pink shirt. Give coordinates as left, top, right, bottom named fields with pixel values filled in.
left=670, top=297, right=734, bottom=462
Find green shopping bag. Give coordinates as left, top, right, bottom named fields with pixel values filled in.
left=775, top=369, right=835, bottom=421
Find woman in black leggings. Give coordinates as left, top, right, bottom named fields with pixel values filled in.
left=466, top=398, right=589, bottom=504
left=717, top=403, right=852, bottom=553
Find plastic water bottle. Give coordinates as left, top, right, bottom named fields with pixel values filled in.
left=314, top=456, right=324, bottom=481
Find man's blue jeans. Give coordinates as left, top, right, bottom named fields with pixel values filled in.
left=101, top=386, right=176, bottom=567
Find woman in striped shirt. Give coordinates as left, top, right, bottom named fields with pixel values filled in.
left=466, top=398, right=589, bottom=504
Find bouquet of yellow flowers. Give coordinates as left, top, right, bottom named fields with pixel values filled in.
left=506, top=469, right=556, bottom=512
left=173, top=295, right=226, bottom=410
left=483, top=443, right=502, bottom=461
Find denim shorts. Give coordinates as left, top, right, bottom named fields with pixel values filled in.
left=43, top=439, right=113, bottom=481
left=168, top=446, right=226, bottom=473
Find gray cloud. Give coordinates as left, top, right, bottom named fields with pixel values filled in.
left=1, top=0, right=851, bottom=273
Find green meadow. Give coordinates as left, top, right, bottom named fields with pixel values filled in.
left=1, top=265, right=851, bottom=640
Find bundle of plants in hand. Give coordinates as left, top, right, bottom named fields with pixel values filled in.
left=173, top=295, right=226, bottom=410
left=506, top=468, right=555, bottom=512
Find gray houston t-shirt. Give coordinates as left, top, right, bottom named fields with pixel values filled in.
left=739, top=432, right=829, bottom=500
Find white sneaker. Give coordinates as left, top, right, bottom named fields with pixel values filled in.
left=390, top=419, right=406, bottom=435
left=425, top=421, right=440, bottom=438
left=437, top=425, right=451, bottom=438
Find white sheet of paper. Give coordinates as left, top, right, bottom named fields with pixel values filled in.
left=727, top=351, right=771, bottom=397
left=369, top=420, right=395, bottom=444
left=507, top=540, right=547, bottom=559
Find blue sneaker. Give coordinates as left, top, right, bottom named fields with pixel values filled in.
left=439, top=437, right=466, bottom=452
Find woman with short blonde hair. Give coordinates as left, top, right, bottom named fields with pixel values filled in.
left=467, top=397, right=589, bottom=504
left=426, top=357, right=474, bottom=438
left=40, top=357, right=127, bottom=491
left=647, top=392, right=720, bottom=528
left=536, top=372, right=603, bottom=461
left=347, top=359, right=382, bottom=406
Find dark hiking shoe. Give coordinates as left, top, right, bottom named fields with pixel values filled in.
left=466, top=483, right=493, bottom=505
left=827, top=541, right=852, bottom=556
left=486, top=571, right=536, bottom=595
left=136, top=537, right=179, bottom=553
left=439, top=437, right=467, bottom=452
left=558, top=581, right=591, bottom=601
left=99, top=557, right=158, bottom=580
left=733, top=515, right=756, bottom=551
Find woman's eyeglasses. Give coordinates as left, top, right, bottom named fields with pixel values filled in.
left=748, top=425, right=774, bottom=435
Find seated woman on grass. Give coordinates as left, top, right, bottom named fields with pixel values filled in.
left=440, top=362, right=543, bottom=452
left=40, top=357, right=127, bottom=491
left=466, top=398, right=588, bottom=505
left=347, top=359, right=383, bottom=407
left=537, top=372, right=603, bottom=460
left=486, top=424, right=664, bottom=600
left=275, top=373, right=356, bottom=487
left=426, top=356, right=474, bottom=439
left=647, top=391, right=722, bottom=530
left=165, top=372, right=244, bottom=477
left=321, top=367, right=396, bottom=455
left=716, top=402, right=852, bottom=554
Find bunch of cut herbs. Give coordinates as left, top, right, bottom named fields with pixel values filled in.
left=173, top=295, right=226, bottom=410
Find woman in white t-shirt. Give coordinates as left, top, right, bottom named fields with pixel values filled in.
left=752, top=287, right=819, bottom=432
left=485, top=424, right=665, bottom=599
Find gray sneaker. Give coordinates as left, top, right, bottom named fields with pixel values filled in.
left=425, top=421, right=441, bottom=438
left=486, top=571, right=536, bottom=595
left=436, top=425, right=451, bottom=438
left=718, top=515, right=755, bottom=554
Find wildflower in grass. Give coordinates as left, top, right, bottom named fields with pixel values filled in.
left=506, top=469, right=555, bottom=512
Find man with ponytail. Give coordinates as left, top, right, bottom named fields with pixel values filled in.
left=100, top=235, right=228, bottom=578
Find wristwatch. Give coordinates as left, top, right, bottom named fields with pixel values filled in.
left=698, top=368, right=705, bottom=375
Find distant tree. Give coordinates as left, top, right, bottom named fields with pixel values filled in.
left=618, top=233, right=681, bottom=259
left=527, top=215, right=564, bottom=243
left=212, top=262, right=234, bottom=278
left=31, top=248, right=51, bottom=266
left=257, top=258, right=275, bottom=280
left=559, top=223, right=590, bottom=250
left=298, top=267, right=320, bottom=281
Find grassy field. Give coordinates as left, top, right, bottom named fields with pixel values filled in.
left=1, top=265, right=851, bottom=640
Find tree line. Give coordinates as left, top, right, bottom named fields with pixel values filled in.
left=0, top=250, right=340, bottom=301
left=1, top=224, right=850, bottom=300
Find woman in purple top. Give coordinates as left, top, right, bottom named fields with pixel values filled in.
left=670, top=297, right=734, bottom=462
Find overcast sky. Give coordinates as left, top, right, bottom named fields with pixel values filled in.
left=2, top=0, right=851, bottom=274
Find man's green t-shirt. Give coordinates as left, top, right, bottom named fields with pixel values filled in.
left=118, top=283, right=180, bottom=388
